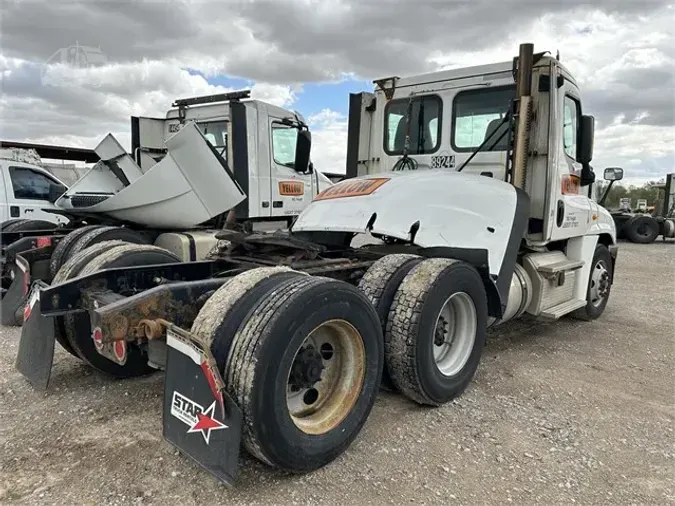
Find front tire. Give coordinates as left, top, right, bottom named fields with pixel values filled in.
left=572, top=244, right=613, bottom=321
left=385, top=258, right=488, bottom=406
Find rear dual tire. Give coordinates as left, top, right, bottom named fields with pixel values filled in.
left=192, top=270, right=383, bottom=473
left=358, top=255, right=488, bottom=406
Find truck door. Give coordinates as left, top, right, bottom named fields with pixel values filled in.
left=547, top=75, right=593, bottom=242
left=267, top=114, right=313, bottom=219
left=3, top=164, right=69, bottom=224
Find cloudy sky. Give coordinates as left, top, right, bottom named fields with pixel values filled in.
left=1, top=0, right=673, bottom=182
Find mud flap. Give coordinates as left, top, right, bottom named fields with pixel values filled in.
left=162, top=325, right=243, bottom=487
left=15, top=281, right=56, bottom=390
left=1, top=260, right=29, bottom=326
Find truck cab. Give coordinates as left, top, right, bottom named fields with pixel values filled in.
left=131, top=90, right=333, bottom=225
left=0, top=148, right=69, bottom=225
left=345, top=54, right=613, bottom=247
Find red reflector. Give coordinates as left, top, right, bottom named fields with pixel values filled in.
left=36, top=236, right=52, bottom=248
left=92, top=327, right=104, bottom=350
left=113, top=340, right=126, bottom=362
left=23, top=304, right=31, bottom=322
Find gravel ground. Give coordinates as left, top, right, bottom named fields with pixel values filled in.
left=0, top=240, right=673, bottom=505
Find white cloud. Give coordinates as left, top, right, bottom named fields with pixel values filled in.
left=308, top=109, right=349, bottom=173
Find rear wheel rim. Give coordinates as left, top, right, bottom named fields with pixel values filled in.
left=286, top=319, right=365, bottom=435
left=590, top=259, right=610, bottom=307
left=433, top=292, right=477, bottom=377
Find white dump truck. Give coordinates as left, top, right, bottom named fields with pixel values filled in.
left=17, top=43, right=619, bottom=487
left=1, top=90, right=333, bottom=323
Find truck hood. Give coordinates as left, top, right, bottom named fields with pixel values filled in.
left=292, top=170, right=521, bottom=276
left=56, top=122, right=245, bottom=228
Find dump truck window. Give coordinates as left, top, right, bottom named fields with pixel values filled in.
left=9, top=166, right=59, bottom=200
left=272, top=124, right=298, bottom=167
left=451, top=86, right=515, bottom=152
left=384, top=95, right=441, bottom=155
left=563, top=96, right=580, bottom=161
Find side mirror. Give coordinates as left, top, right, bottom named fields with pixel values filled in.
left=579, top=115, right=594, bottom=164
left=603, top=167, right=624, bottom=181
left=48, top=182, right=67, bottom=203
left=294, top=128, right=311, bottom=173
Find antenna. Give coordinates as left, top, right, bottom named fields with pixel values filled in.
left=556, top=50, right=560, bottom=61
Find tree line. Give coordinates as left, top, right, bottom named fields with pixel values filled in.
left=596, top=180, right=667, bottom=210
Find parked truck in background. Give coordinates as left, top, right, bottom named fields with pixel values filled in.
left=601, top=172, right=675, bottom=243
left=1, top=90, right=333, bottom=324
left=17, top=43, right=620, bottom=487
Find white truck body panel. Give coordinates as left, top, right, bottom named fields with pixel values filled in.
left=292, top=170, right=518, bottom=277
left=56, top=122, right=245, bottom=228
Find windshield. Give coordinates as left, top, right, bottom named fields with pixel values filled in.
left=272, top=124, right=298, bottom=167
left=384, top=95, right=441, bottom=155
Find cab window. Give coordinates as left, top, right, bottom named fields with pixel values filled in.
left=563, top=96, right=580, bottom=160
left=9, top=167, right=59, bottom=200
left=272, top=124, right=298, bottom=167
left=198, top=121, right=228, bottom=157
left=452, top=86, right=515, bottom=151
left=384, top=95, right=441, bottom=155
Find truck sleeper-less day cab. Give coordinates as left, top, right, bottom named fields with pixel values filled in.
left=16, top=44, right=619, bottom=487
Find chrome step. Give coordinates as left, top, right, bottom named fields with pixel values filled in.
left=537, top=259, right=584, bottom=274
left=539, top=299, right=587, bottom=320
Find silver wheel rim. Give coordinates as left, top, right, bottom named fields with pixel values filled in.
left=590, top=259, right=610, bottom=307
left=432, top=292, right=477, bottom=377
left=286, top=319, right=365, bottom=435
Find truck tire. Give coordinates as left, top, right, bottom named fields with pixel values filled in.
left=49, top=225, right=104, bottom=278
left=62, top=243, right=180, bottom=378
left=357, top=253, right=423, bottom=391
left=51, top=240, right=131, bottom=358
left=624, top=215, right=659, bottom=244
left=2, top=219, right=57, bottom=232
left=54, top=226, right=150, bottom=277
left=572, top=244, right=613, bottom=321
left=191, top=266, right=307, bottom=366
left=223, top=275, right=383, bottom=472
left=0, top=219, right=28, bottom=232
left=385, top=258, right=487, bottom=406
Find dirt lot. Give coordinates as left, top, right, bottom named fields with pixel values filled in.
left=0, top=240, right=673, bottom=505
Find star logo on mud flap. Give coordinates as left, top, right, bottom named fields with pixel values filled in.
left=171, top=391, right=228, bottom=444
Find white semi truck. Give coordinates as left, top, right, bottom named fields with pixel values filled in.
left=16, top=43, right=619, bottom=487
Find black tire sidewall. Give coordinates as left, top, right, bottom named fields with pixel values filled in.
left=414, top=264, right=488, bottom=404
left=50, top=225, right=103, bottom=278
left=581, top=244, right=612, bottom=319
left=209, top=272, right=304, bottom=369
left=373, top=257, right=422, bottom=391
left=626, top=216, right=659, bottom=243
left=250, top=283, right=383, bottom=470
